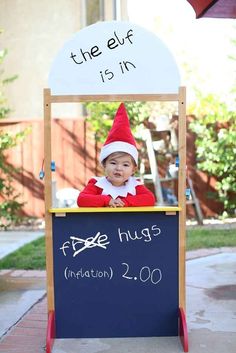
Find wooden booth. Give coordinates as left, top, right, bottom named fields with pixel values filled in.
left=44, top=21, right=188, bottom=353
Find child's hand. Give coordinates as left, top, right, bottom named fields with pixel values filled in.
left=115, top=198, right=125, bottom=207
left=109, top=198, right=125, bottom=208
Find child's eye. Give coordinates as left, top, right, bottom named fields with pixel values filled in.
left=123, top=163, right=130, bottom=167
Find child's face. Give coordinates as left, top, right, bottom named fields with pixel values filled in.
left=104, top=153, right=137, bottom=187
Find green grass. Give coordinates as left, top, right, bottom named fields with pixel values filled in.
left=187, top=228, right=236, bottom=251
left=0, top=228, right=235, bottom=269
left=0, top=236, right=46, bottom=270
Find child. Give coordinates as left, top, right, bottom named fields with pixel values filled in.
left=77, top=103, right=156, bottom=207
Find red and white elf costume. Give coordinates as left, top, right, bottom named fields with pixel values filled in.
left=77, top=103, right=156, bottom=207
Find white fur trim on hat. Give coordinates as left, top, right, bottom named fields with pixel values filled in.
left=100, top=141, right=138, bottom=164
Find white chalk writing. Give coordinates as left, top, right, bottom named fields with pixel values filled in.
left=63, top=263, right=162, bottom=286
left=118, top=224, right=161, bottom=243
left=60, top=232, right=110, bottom=257
left=122, top=262, right=162, bottom=285
left=64, top=266, right=113, bottom=280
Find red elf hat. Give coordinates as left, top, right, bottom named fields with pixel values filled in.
left=99, top=103, right=138, bottom=164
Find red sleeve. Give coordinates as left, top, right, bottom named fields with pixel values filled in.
left=121, top=185, right=156, bottom=207
left=77, top=179, right=111, bottom=207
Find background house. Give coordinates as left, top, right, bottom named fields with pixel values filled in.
left=0, top=0, right=222, bottom=219
left=0, top=0, right=129, bottom=217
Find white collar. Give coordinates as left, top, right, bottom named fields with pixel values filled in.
left=94, top=176, right=141, bottom=199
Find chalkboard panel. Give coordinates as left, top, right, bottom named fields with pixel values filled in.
left=52, top=211, right=179, bottom=338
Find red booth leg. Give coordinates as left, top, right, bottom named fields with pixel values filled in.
left=46, top=310, right=55, bottom=353
left=179, top=307, right=188, bottom=352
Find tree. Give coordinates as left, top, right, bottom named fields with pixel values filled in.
left=189, top=91, right=236, bottom=216
left=0, top=30, right=28, bottom=229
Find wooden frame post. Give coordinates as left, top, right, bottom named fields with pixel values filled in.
left=44, top=88, right=55, bottom=311
left=178, top=86, right=186, bottom=311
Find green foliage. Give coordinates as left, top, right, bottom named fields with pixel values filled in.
left=187, top=228, right=236, bottom=250
left=1, top=228, right=236, bottom=270
left=189, top=92, right=236, bottom=216
left=0, top=236, right=46, bottom=270
left=85, top=101, right=151, bottom=143
left=0, top=47, right=18, bottom=118
left=0, top=129, right=30, bottom=229
left=0, top=30, right=28, bottom=229
left=0, top=132, right=26, bottom=228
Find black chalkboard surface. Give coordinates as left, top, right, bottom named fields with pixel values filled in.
left=52, top=211, right=179, bottom=338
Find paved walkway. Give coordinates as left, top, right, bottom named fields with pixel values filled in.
left=0, top=295, right=47, bottom=353
left=0, top=270, right=47, bottom=353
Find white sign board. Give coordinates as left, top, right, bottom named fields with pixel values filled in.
left=48, top=21, right=180, bottom=95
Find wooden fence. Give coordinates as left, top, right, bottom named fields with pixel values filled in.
left=0, top=117, right=97, bottom=217
left=0, top=117, right=222, bottom=219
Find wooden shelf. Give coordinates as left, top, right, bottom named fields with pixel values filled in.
left=49, top=206, right=181, bottom=213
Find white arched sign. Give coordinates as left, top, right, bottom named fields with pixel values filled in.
left=48, top=21, right=180, bottom=94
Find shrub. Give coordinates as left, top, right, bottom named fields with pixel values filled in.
left=189, top=92, right=236, bottom=216
left=0, top=30, right=28, bottom=229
